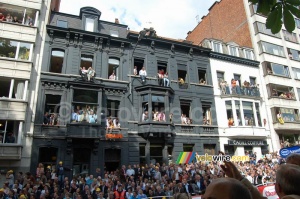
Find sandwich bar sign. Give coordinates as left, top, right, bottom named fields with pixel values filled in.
left=228, top=140, right=267, bottom=146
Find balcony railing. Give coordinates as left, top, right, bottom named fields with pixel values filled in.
left=220, top=86, right=260, bottom=97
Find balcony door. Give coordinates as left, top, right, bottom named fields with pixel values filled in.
left=105, top=148, right=121, bottom=172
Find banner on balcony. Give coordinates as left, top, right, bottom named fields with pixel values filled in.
left=176, top=152, right=196, bottom=164
left=279, top=145, right=300, bottom=158
left=105, top=133, right=123, bottom=139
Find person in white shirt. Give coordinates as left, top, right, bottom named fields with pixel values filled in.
left=139, top=67, right=147, bottom=82
left=126, top=165, right=135, bottom=176
left=164, top=72, right=170, bottom=87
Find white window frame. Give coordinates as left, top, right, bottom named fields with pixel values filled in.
left=228, top=45, right=239, bottom=57
left=211, top=41, right=223, bottom=53
left=243, top=49, right=254, bottom=60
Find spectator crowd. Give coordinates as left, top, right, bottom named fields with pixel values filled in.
left=1, top=150, right=298, bottom=199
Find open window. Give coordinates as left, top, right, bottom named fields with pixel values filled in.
left=134, top=58, right=144, bottom=75
left=180, top=100, right=191, bottom=118
left=198, top=69, right=207, bottom=84
left=50, top=50, right=64, bottom=73
left=44, top=94, right=61, bottom=114
left=72, top=88, right=98, bottom=124
left=202, top=104, right=212, bottom=125
left=152, top=95, right=165, bottom=122
left=108, top=58, right=119, bottom=80
left=80, top=54, right=93, bottom=70
left=157, top=61, right=167, bottom=74
left=0, top=120, right=20, bottom=143
left=107, top=100, right=120, bottom=118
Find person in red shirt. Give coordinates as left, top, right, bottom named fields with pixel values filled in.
left=0, top=13, right=5, bottom=21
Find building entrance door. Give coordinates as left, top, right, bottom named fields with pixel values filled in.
left=105, top=148, right=121, bottom=171
left=73, top=148, right=91, bottom=175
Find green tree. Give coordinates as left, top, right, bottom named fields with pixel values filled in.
left=249, top=0, right=300, bottom=34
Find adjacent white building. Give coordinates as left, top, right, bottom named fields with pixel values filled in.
left=202, top=39, right=272, bottom=158
left=0, top=0, right=54, bottom=171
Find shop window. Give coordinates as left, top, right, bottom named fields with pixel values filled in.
left=134, top=58, right=144, bottom=74
left=235, top=101, right=242, bottom=126
left=57, top=20, right=68, bottom=28
left=85, top=18, right=94, bottom=32
left=0, top=120, right=19, bottom=143
left=0, top=38, right=31, bottom=60
left=50, top=50, right=64, bottom=73
left=202, top=105, right=212, bottom=125
left=183, top=144, right=194, bottom=152
left=224, top=145, right=235, bottom=156
left=107, top=100, right=120, bottom=118
left=80, top=54, right=93, bottom=70
left=259, top=41, right=285, bottom=57
left=262, top=62, right=289, bottom=77
left=0, top=78, right=26, bottom=100
left=204, top=144, right=216, bottom=155
left=72, top=89, right=98, bottom=124
left=150, top=144, right=163, bottom=164
left=198, top=69, right=207, bottom=84
left=44, top=94, right=61, bottom=114
left=108, top=58, right=119, bottom=80
left=242, top=102, right=254, bottom=126
left=292, top=67, right=300, bottom=80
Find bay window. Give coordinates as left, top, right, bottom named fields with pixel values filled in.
left=0, top=38, right=32, bottom=61
left=293, top=67, right=300, bottom=80
left=72, top=89, right=99, bottom=124
left=254, top=22, right=281, bottom=38
left=235, top=100, right=242, bottom=126
left=288, top=48, right=300, bottom=61
left=283, top=30, right=297, bottom=43
left=272, top=107, right=300, bottom=123
left=267, top=84, right=295, bottom=100
left=242, top=102, right=254, bottom=126
left=141, top=94, right=167, bottom=122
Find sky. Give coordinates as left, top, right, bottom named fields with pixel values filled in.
left=59, top=0, right=216, bottom=40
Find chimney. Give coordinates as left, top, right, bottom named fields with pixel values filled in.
left=115, top=18, right=119, bottom=24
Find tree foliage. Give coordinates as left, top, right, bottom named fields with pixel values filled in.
left=249, top=0, right=300, bottom=33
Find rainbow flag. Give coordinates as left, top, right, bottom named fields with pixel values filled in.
left=176, top=152, right=196, bottom=164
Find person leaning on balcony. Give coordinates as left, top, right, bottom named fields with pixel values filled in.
left=25, top=15, right=33, bottom=26
left=12, top=16, right=19, bottom=23
left=231, top=79, right=236, bottom=94
left=109, top=71, right=116, bottom=80
left=139, top=67, right=147, bottom=82
left=43, top=112, right=50, bottom=125
left=4, top=132, right=15, bottom=143
left=87, top=67, right=95, bottom=81
left=164, top=72, right=170, bottom=87
left=157, top=69, right=164, bottom=86
left=179, top=78, right=185, bottom=85
left=0, top=13, right=5, bottom=21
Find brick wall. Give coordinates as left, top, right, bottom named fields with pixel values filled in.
left=186, top=0, right=252, bottom=48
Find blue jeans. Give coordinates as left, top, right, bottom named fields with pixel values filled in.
left=140, top=75, right=146, bottom=82
left=164, top=78, right=169, bottom=87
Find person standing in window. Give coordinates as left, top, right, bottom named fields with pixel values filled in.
left=12, top=16, right=19, bottom=23
left=109, top=71, right=116, bottom=80
left=164, top=72, right=170, bottom=87
left=133, top=66, right=138, bottom=76
left=25, top=16, right=33, bottom=26
left=139, top=67, right=147, bottom=82
left=6, top=14, right=12, bottom=22
left=157, top=69, right=164, bottom=86
left=87, top=67, right=95, bottom=81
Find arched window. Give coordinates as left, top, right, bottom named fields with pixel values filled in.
left=81, top=54, right=93, bottom=69
left=50, top=50, right=64, bottom=73
left=108, top=58, right=120, bottom=80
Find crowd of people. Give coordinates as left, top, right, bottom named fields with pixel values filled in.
left=0, top=13, right=33, bottom=26
left=219, top=79, right=260, bottom=96
left=2, top=151, right=299, bottom=199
